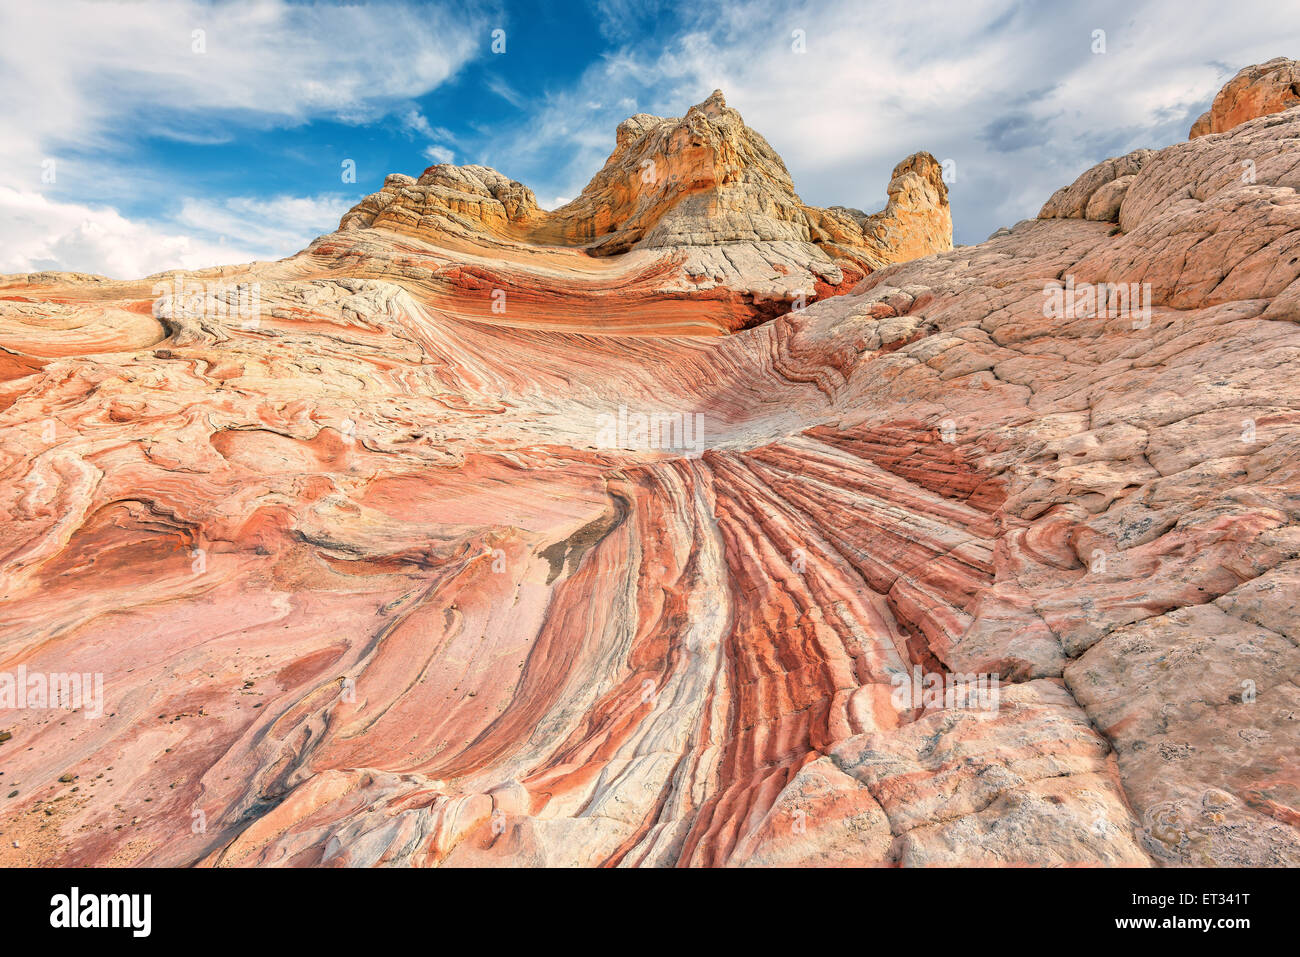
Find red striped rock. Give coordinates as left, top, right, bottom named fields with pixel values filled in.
left=0, top=67, right=1296, bottom=867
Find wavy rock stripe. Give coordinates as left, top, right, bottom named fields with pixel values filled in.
left=1, top=67, right=1298, bottom=867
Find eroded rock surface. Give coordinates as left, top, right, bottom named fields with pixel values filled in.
left=0, top=72, right=1295, bottom=868
left=330, top=90, right=951, bottom=335
left=1190, top=57, right=1300, bottom=138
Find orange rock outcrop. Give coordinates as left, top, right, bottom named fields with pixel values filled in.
left=1190, top=56, right=1300, bottom=137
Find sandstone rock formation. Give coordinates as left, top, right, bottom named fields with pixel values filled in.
left=1190, top=56, right=1300, bottom=138
left=0, top=70, right=1296, bottom=868
left=331, top=90, right=951, bottom=333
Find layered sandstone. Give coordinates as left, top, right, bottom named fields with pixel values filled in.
left=329, top=90, right=951, bottom=333
left=0, top=69, right=1296, bottom=868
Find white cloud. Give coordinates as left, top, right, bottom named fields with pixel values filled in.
left=423, top=146, right=457, bottom=165
left=0, top=186, right=352, bottom=280
left=403, top=110, right=458, bottom=146
left=486, top=75, right=528, bottom=109
left=403, top=110, right=439, bottom=139
left=0, top=0, right=486, bottom=149
left=0, top=0, right=488, bottom=276
left=177, top=194, right=353, bottom=255
left=0, top=186, right=263, bottom=278
left=489, top=0, right=1300, bottom=244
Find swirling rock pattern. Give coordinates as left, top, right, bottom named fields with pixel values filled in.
left=0, top=70, right=1296, bottom=867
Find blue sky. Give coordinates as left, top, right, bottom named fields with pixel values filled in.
left=3, top=0, right=1299, bottom=278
